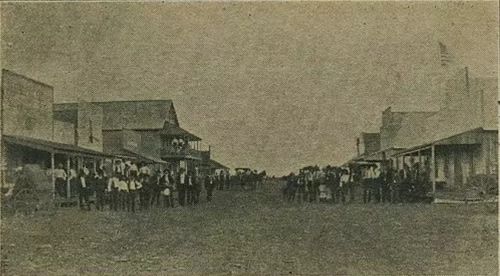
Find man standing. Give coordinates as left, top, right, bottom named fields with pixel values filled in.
left=114, top=160, right=125, bottom=176
left=117, top=175, right=129, bottom=211
left=225, top=171, right=231, bottom=190
left=340, top=169, right=350, bottom=204
left=186, top=170, right=197, bottom=205
left=381, top=166, right=393, bottom=203
left=161, top=169, right=174, bottom=208
left=363, top=166, right=374, bottom=203
left=53, top=163, right=67, bottom=198
left=205, top=173, right=215, bottom=202
left=176, top=168, right=187, bottom=206
left=219, top=170, right=225, bottom=191
left=139, top=162, right=151, bottom=179
left=94, top=169, right=107, bottom=211
left=128, top=175, right=142, bottom=212
left=296, top=172, right=306, bottom=203
left=373, top=165, right=382, bottom=203
left=78, top=169, right=91, bottom=211
left=108, top=174, right=120, bottom=211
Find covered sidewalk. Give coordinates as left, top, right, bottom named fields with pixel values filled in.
left=392, top=127, right=496, bottom=196
left=2, top=135, right=114, bottom=200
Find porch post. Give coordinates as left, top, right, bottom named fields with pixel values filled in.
left=431, top=145, right=436, bottom=194
left=418, top=150, right=422, bottom=170
left=66, top=156, right=71, bottom=199
left=51, top=152, right=56, bottom=200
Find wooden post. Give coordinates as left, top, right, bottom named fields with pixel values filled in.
left=51, top=152, right=56, bottom=200
left=431, top=145, right=436, bottom=194
left=66, top=157, right=71, bottom=199
left=418, top=150, right=422, bottom=170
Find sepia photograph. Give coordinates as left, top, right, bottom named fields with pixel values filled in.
left=0, top=1, right=498, bottom=275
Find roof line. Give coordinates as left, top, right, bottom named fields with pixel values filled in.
left=393, top=127, right=486, bottom=156
left=2, top=69, right=54, bottom=89
left=91, top=99, right=173, bottom=104
left=54, top=99, right=174, bottom=105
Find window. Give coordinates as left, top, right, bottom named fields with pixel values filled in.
left=25, top=117, right=34, bottom=130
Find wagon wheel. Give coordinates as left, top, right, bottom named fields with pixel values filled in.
left=11, top=188, right=42, bottom=215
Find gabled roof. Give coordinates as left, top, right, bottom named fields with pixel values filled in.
left=159, top=122, right=201, bottom=141
left=92, top=100, right=179, bottom=131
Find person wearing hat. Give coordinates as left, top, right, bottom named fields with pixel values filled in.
left=94, top=168, right=107, bottom=211
left=160, top=169, right=175, bottom=208
left=128, top=175, right=142, bottom=212
left=54, top=163, right=68, bottom=198
left=176, top=168, right=187, bottom=206
left=186, top=170, right=197, bottom=205
left=205, top=172, right=215, bottom=202
left=363, top=165, right=376, bottom=203
left=339, top=169, right=350, bottom=204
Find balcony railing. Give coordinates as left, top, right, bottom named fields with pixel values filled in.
left=161, top=146, right=206, bottom=160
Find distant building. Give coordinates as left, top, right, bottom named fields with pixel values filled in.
left=55, top=100, right=213, bottom=174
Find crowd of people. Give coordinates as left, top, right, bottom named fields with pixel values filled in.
left=52, top=160, right=233, bottom=211
left=283, top=162, right=431, bottom=204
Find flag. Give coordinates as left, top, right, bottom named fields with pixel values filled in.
left=439, top=42, right=453, bottom=66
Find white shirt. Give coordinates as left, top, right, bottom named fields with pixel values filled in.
left=107, top=177, right=118, bottom=191
left=139, top=166, right=151, bottom=175
left=80, top=176, right=86, bottom=188
left=128, top=180, right=142, bottom=191
left=340, top=174, right=350, bottom=187
left=365, top=168, right=375, bottom=179
left=54, top=169, right=67, bottom=180
left=70, top=169, right=77, bottom=179
left=117, top=180, right=128, bottom=192
left=180, top=173, right=186, bottom=184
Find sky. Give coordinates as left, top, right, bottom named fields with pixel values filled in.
left=1, top=1, right=498, bottom=176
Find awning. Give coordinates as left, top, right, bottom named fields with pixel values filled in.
left=159, top=124, right=201, bottom=141
left=3, top=135, right=113, bottom=158
left=393, top=127, right=486, bottom=157
left=118, top=148, right=168, bottom=164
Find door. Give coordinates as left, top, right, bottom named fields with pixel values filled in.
left=454, top=150, right=463, bottom=187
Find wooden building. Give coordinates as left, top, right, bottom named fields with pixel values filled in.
left=1, top=70, right=111, bottom=199
left=56, top=100, right=211, bottom=175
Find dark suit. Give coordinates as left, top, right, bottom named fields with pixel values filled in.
left=205, top=176, right=215, bottom=202
left=176, top=173, right=187, bottom=206
left=186, top=176, right=197, bottom=205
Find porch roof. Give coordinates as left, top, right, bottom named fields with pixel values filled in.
left=159, top=123, right=202, bottom=141
left=121, top=148, right=168, bottom=164
left=393, top=127, right=488, bottom=157
left=3, top=135, right=113, bottom=158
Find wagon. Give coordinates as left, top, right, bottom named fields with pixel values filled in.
left=2, top=164, right=56, bottom=215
